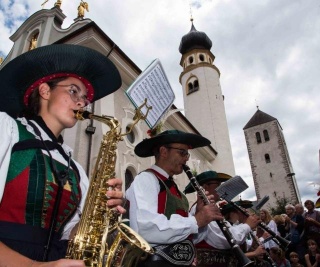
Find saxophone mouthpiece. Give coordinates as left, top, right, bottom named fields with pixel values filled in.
left=73, top=109, right=92, bottom=120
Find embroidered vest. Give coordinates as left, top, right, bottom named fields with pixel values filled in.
left=146, top=169, right=189, bottom=219
left=0, top=120, right=81, bottom=233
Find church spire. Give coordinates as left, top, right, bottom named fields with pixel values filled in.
left=178, top=18, right=212, bottom=54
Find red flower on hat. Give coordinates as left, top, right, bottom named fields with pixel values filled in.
left=147, top=122, right=163, bottom=138
left=217, top=200, right=228, bottom=208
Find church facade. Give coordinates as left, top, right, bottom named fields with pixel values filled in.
left=0, top=4, right=235, bottom=206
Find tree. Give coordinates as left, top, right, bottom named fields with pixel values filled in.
left=269, top=192, right=292, bottom=216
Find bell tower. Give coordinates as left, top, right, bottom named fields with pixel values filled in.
left=179, top=20, right=235, bottom=175
left=243, top=108, right=301, bottom=207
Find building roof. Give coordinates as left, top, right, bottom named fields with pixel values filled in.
left=179, top=21, right=212, bottom=54
left=243, top=109, right=277, bottom=130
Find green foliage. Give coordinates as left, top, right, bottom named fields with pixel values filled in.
left=191, top=169, right=198, bottom=176
left=269, top=192, right=292, bottom=216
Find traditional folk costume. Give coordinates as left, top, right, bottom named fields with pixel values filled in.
left=126, top=130, right=211, bottom=267
left=0, top=113, right=87, bottom=260
left=0, top=44, right=121, bottom=261
left=185, top=171, right=251, bottom=267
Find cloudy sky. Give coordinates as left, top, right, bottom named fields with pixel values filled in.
left=1, top=0, right=319, bottom=207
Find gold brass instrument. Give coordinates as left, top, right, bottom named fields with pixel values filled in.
left=66, top=101, right=153, bottom=267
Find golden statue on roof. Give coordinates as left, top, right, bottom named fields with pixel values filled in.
left=29, top=35, right=38, bottom=51
left=77, top=0, right=89, bottom=18
left=54, top=0, right=62, bottom=8
left=41, top=0, right=62, bottom=9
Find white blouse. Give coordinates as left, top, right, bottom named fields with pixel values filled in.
left=190, top=204, right=251, bottom=249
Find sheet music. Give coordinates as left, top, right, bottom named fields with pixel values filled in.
left=215, top=176, right=249, bottom=202
left=126, top=59, right=175, bottom=129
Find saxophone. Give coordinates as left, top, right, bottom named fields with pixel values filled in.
left=66, top=110, right=154, bottom=267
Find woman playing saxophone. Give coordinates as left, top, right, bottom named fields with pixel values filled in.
left=0, top=44, right=124, bottom=266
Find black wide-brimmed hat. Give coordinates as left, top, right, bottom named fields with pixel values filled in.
left=184, top=170, right=231, bottom=194
left=134, top=130, right=210, bottom=157
left=220, top=200, right=253, bottom=215
left=0, top=44, right=122, bottom=116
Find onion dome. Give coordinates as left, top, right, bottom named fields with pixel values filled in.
left=179, top=21, right=212, bottom=54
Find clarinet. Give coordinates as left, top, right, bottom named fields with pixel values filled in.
left=228, top=201, right=291, bottom=251
left=249, top=231, right=277, bottom=267
left=183, top=165, right=253, bottom=267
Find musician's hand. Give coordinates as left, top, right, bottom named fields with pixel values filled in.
left=262, top=231, right=270, bottom=239
left=253, top=245, right=266, bottom=257
left=32, top=259, right=85, bottom=266
left=195, top=191, right=214, bottom=213
left=194, top=203, right=223, bottom=228
left=206, top=193, right=216, bottom=204
left=217, top=200, right=228, bottom=208
left=106, top=178, right=126, bottom=214
left=245, top=215, right=261, bottom=229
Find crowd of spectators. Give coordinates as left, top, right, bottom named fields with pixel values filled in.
left=257, top=200, right=320, bottom=267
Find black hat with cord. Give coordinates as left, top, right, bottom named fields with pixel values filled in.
left=134, top=129, right=211, bottom=158
left=184, top=170, right=231, bottom=194
left=220, top=200, right=253, bottom=215
left=0, top=44, right=122, bottom=117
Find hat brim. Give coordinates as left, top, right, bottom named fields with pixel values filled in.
left=184, top=173, right=231, bottom=194
left=134, top=131, right=210, bottom=157
left=0, top=44, right=121, bottom=116
left=221, top=200, right=253, bottom=215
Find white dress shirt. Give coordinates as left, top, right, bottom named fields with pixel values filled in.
left=125, top=164, right=206, bottom=247
left=189, top=204, right=251, bottom=249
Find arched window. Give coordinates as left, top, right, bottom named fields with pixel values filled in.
left=193, top=80, right=199, bottom=90
left=199, top=54, right=205, bottom=62
left=256, top=132, right=262, bottom=143
left=265, top=154, right=271, bottom=163
left=126, top=125, right=135, bottom=144
left=188, top=56, right=194, bottom=64
left=263, top=130, right=270, bottom=141
left=186, top=77, right=199, bottom=95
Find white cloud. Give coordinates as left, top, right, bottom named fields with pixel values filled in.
left=1, top=0, right=320, bottom=208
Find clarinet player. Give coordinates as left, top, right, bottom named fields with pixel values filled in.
left=185, top=171, right=261, bottom=267
left=126, top=130, right=224, bottom=267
